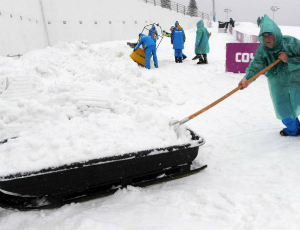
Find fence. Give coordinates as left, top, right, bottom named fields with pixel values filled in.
left=144, top=0, right=209, bottom=20
left=228, top=24, right=259, bottom=43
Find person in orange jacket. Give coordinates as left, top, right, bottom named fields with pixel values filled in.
left=148, top=24, right=159, bottom=44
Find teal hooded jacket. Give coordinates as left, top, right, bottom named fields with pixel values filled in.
left=195, top=20, right=210, bottom=54
left=244, top=14, right=300, bottom=120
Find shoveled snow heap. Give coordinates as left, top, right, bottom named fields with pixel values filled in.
left=0, top=40, right=199, bottom=177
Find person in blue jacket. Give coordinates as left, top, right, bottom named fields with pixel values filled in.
left=134, top=33, right=158, bottom=69
left=163, top=26, right=187, bottom=60
left=171, top=21, right=185, bottom=63
left=148, top=24, right=159, bottom=44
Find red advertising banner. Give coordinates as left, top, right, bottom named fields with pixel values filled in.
left=226, top=43, right=260, bottom=73
left=236, top=31, right=244, bottom=42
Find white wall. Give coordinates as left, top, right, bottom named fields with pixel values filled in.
left=43, top=0, right=208, bottom=45
left=0, top=0, right=49, bottom=56
left=0, top=0, right=208, bottom=56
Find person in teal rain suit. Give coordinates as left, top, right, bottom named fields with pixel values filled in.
left=257, top=17, right=261, bottom=27
left=171, top=21, right=185, bottom=63
left=134, top=33, right=158, bottom=69
left=148, top=24, right=159, bottom=44
left=194, top=20, right=210, bottom=64
left=238, top=14, right=300, bottom=136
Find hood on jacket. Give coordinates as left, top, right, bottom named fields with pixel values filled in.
left=139, top=33, right=146, bottom=39
left=197, top=20, right=204, bottom=28
left=258, top=14, right=282, bottom=49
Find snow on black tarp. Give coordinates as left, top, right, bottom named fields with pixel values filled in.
left=0, top=41, right=199, bottom=177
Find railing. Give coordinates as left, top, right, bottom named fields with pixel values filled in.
left=143, top=0, right=210, bottom=20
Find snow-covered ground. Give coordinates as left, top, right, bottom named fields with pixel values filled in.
left=1, top=20, right=300, bottom=229
left=234, top=21, right=300, bottom=38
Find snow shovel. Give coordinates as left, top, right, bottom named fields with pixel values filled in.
left=130, top=48, right=148, bottom=67
left=170, top=59, right=281, bottom=130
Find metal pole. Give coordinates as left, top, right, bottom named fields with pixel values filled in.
left=212, top=0, right=216, bottom=21
left=224, top=8, right=231, bottom=21
left=271, top=6, right=280, bottom=22
left=39, top=0, right=50, bottom=46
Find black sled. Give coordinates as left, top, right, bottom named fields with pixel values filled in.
left=0, top=130, right=206, bottom=211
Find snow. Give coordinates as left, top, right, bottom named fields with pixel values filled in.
left=1, top=20, right=300, bottom=230
left=234, top=22, right=260, bottom=34
left=234, top=21, right=300, bottom=38
left=0, top=40, right=197, bottom=176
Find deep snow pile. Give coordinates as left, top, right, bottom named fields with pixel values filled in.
left=0, top=40, right=199, bottom=176
left=1, top=20, right=300, bottom=230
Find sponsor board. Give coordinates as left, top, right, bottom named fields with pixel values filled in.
left=226, top=43, right=260, bottom=73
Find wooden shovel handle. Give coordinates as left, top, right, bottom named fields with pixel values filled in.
left=187, top=59, right=281, bottom=121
